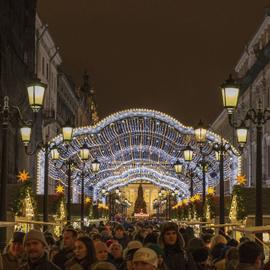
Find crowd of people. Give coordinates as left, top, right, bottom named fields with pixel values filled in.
left=0, top=221, right=269, bottom=270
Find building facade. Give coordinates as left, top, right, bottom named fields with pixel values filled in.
left=0, top=0, right=37, bottom=246
left=212, top=9, right=270, bottom=188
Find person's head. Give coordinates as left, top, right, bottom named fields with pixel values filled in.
left=135, top=222, right=143, bottom=232
left=115, top=225, right=125, bottom=239
left=109, top=242, right=123, bottom=259
left=23, top=230, right=48, bottom=261
left=186, top=237, right=204, bottom=254
left=95, top=241, right=108, bottom=261
left=63, top=228, right=77, bottom=249
left=201, top=233, right=212, bottom=249
left=210, top=234, right=227, bottom=249
left=160, top=222, right=184, bottom=248
left=238, top=241, right=263, bottom=270
left=9, top=232, right=25, bottom=257
left=146, top=244, right=165, bottom=266
left=192, top=247, right=209, bottom=265
left=145, top=225, right=153, bottom=236
left=143, top=232, right=159, bottom=245
left=124, top=241, right=143, bottom=270
left=74, top=236, right=96, bottom=263
left=92, top=261, right=117, bottom=270
left=225, top=247, right=239, bottom=262
left=133, top=247, right=158, bottom=270
left=210, top=243, right=228, bottom=261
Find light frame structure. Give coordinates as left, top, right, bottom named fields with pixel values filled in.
left=36, top=109, right=240, bottom=201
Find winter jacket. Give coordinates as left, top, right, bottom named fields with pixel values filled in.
left=17, top=254, right=60, bottom=270
left=164, top=245, right=196, bottom=270
left=52, top=248, right=74, bottom=270
left=0, top=251, right=27, bottom=270
left=235, top=263, right=257, bottom=270
left=65, top=257, right=92, bottom=270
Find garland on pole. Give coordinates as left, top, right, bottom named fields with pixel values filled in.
left=204, top=187, right=215, bottom=221
left=13, top=170, right=36, bottom=218
left=229, top=175, right=247, bottom=221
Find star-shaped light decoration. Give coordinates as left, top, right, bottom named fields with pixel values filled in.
left=194, top=194, right=201, bottom=201
left=17, top=170, right=30, bottom=182
left=236, top=175, right=246, bottom=185
left=190, top=196, right=195, bottom=203
left=85, top=197, right=91, bottom=204
left=182, top=198, right=189, bottom=205
left=56, top=184, right=64, bottom=194
left=178, top=201, right=183, bottom=207
left=207, top=187, right=215, bottom=195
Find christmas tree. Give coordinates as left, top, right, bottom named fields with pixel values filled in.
left=133, top=183, right=147, bottom=214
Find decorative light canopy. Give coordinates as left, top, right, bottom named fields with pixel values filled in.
left=20, top=126, right=32, bottom=146
left=27, top=78, right=46, bottom=112
left=221, top=75, right=240, bottom=114
left=39, top=109, right=240, bottom=200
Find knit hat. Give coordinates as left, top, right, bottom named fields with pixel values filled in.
left=24, top=229, right=49, bottom=249
left=12, top=231, right=25, bottom=244
left=133, top=247, right=158, bottom=268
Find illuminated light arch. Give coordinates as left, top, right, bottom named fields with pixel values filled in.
left=37, top=109, right=241, bottom=201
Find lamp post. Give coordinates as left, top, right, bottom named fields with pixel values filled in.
left=79, top=142, right=89, bottom=229
left=49, top=121, right=74, bottom=225
left=22, top=120, right=74, bottom=230
left=221, top=75, right=264, bottom=240
left=194, top=120, right=212, bottom=207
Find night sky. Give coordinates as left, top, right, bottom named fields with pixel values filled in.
left=38, top=1, right=270, bottom=127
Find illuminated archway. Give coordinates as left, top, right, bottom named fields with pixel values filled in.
left=37, top=109, right=240, bottom=201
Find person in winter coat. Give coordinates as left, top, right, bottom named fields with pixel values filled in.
left=108, top=242, right=124, bottom=270
left=53, top=228, right=77, bottom=269
left=17, top=229, right=60, bottom=270
left=159, top=222, right=195, bottom=270
left=65, top=236, right=96, bottom=270
left=0, top=232, right=26, bottom=270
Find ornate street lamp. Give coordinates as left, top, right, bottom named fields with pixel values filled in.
left=236, top=123, right=248, bottom=148
left=62, top=120, right=74, bottom=143
left=221, top=74, right=268, bottom=241
left=20, top=126, right=32, bottom=146
left=221, top=74, right=239, bottom=114
left=27, top=78, right=46, bottom=112
left=91, top=158, right=100, bottom=173
left=183, top=145, right=193, bottom=162
left=194, top=120, right=207, bottom=144
left=174, top=160, right=183, bottom=174
left=80, top=143, right=90, bottom=161
left=51, top=145, right=60, bottom=161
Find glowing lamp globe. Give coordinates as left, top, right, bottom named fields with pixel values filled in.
left=27, top=79, right=46, bottom=112
left=20, top=126, right=32, bottom=146
left=221, top=75, right=240, bottom=114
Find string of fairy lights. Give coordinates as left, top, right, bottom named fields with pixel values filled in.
left=36, top=109, right=240, bottom=201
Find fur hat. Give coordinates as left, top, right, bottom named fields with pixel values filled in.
left=24, top=229, right=48, bottom=249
